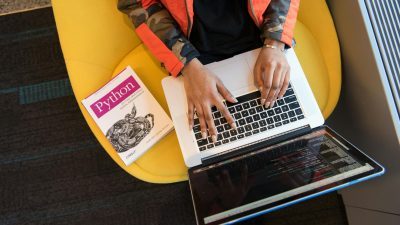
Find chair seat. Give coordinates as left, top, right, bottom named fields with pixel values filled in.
left=52, top=0, right=340, bottom=183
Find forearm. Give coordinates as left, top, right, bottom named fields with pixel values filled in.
left=117, top=0, right=199, bottom=76
left=261, top=0, right=300, bottom=48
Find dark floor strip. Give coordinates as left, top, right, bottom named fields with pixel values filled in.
left=0, top=26, right=56, bottom=45
left=0, top=139, right=100, bottom=165
left=18, top=78, right=73, bottom=104
left=0, top=87, right=18, bottom=94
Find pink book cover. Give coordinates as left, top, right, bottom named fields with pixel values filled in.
left=82, top=66, right=174, bottom=166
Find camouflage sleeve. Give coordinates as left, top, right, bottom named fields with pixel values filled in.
left=117, top=0, right=199, bottom=75
left=260, top=0, right=300, bottom=48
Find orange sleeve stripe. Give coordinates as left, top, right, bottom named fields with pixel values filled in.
left=281, top=0, right=300, bottom=47
left=135, top=23, right=184, bottom=77
left=141, top=0, right=160, bottom=9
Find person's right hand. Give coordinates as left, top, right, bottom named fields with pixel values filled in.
left=182, top=58, right=237, bottom=143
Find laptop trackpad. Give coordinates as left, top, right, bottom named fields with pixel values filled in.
left=205, top=52, right=258, bottom=97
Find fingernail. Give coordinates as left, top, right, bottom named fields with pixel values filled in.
left=261, top=98, right=266, bottom=105
left=270, top=101, right=275, bottom=108
left=212, top=135, right=217, bottom=143
left=189, top=124, right=193, bottom=131
left=201, top=131, right=207, bottom=139
left=231, top=122, right=237, bottom=130
left=258, top=86, right=263, bottom=91
left=265, top=102, right=270, bottom=108
left=232, top=97, right=238, bottom=103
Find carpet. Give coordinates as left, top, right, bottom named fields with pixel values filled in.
left=0, top=7, right=349, bottom=225
left=0, top=0, right=51, bottom=15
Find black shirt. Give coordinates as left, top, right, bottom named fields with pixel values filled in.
left=189, top=0, right=263, bottom=64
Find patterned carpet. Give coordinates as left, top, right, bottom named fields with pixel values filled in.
left=0, top=8, right=349, bottom=225
left=0, top=0, right=51, bottom=15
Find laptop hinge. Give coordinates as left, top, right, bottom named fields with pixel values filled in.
left=200, top=125, right=311, bottom=167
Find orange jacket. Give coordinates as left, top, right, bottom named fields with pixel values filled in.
left=118, top=0, right=300, bottom=76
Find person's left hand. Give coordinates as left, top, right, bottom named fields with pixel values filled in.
left=254, top=39, right=290, bottom=108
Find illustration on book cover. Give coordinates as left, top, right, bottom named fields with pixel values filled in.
left=106, top=103, right=154, bottom=153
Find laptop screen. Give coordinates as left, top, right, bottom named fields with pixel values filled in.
left=188, top=126, right=384, bottom=225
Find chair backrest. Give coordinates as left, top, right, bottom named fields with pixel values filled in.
left=52, top=0, right=142, bottom=70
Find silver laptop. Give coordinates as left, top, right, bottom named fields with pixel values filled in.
left=162, top=48, right=323, bottom=167
left=162, top=48, right=384, bottom=225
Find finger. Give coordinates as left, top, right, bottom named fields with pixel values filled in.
left=202, top=104, right=218, bottom=142
left=277, top=68, right=290, bottom=99
left=270, top=87, right=280, bottom=109
left=271, top=68, right=286, bottom=107
left=214, top=98, right=236, bottom=129
left=216, top=81, right=238, bottom=104
left=195, top=104, right=208, bottom=139
left=267, top=65, right=284, bottom=108
left=187, top=100, right=194, bottom=130
left=255, top=64, right=268, bottom=105
left=262, top=64, right=275, bottom=108
left=254, top=62, right=264, bottom=90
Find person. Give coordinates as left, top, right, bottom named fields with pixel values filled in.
left=118, top=0, right=299, bottom=143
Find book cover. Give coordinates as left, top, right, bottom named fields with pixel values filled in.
left=82, top=66, right=174, bottom=166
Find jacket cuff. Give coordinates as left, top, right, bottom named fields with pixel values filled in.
left=170, top=38, right=200, bottom=76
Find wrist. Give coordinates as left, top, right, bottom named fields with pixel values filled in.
left=263, top=39, right=285, bottom=51
left=182, top=58, right=203, bottom=76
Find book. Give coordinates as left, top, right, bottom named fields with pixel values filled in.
left=82, top=66, right=174, bottom=166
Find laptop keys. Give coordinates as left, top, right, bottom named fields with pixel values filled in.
left=238, top=127, right=245, bottom=134
left=289, top=102, right=300, bottom=109
left=284, top=95, right=297, bottom=103
left=245, top=125, right=252, bottom=131
left=195, top=132, right=202, bottom=140
left=284, top=88, right=294, bottom=96
left=193, top=125, right=201, bottom=133
left=234, top=113, right=241, bottom=119
left=197, top=139, right=208, bottom=147
left=288, top=111, right=295, bottom=118
left=235, top=105, right=243, bottom=111
left=249, top=108, right=256, bottom=115
left=274, top=107, right=282, bottom=114
left=194, top=87, right=306, bottom=151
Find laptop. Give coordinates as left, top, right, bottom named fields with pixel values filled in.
left=162, top=48, right=384, bottom=225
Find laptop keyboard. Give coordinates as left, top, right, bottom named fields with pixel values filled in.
left=192, top=84, right=305, bottom=151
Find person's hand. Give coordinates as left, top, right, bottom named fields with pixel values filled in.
left=182, top=58, right=237, bottom=142
left=254, top=39, right=290, bottom=108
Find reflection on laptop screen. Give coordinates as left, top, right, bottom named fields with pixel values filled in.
left=189, top=129, right=374, bottom=224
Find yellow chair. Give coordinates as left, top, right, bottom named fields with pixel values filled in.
left=52, top=0, right=340, bottom=183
